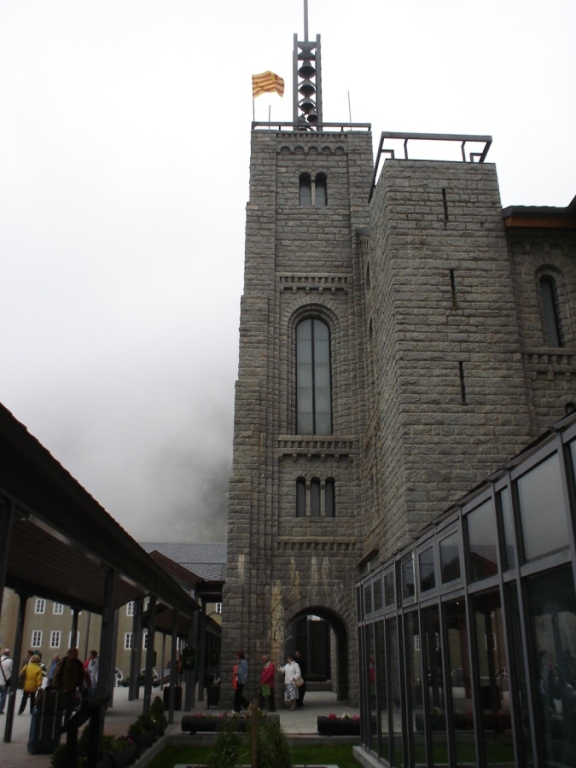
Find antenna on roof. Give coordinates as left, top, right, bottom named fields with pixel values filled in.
left=293, top=0, right=323, bottom=130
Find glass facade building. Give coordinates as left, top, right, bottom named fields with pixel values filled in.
left=357, top=414, right=576, bottom=767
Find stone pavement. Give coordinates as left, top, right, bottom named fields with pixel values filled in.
left=0, top=686, right=360, bottom=767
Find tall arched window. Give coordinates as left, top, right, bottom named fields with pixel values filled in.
left=296, top=318, right=332, bottom=435
left=310, top=478, right=321, bottom=517
left=299, top=173, right=312, bottom=206
left=540, top=275, right=563, bottom=347
left=296, top=478, right=306, bottom=517
left=325, top=478, right=335, bottom=517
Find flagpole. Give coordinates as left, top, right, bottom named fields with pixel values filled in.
left=253, top=99, right=255, bottom=122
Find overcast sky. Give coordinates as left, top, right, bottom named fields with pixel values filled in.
left=1, top=0, right=574, bottom=543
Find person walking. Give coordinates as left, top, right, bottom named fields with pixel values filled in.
left=47, top=654, right=60, bottom=686
left=87, top=650, right=99, bottom=697
left=294, top=650, right=307, bottom=708
left=54, top=647, right=86, bottom=720
left=17, top=654, right=43, bottom=714
left=233, top=651, right=249, bottom=712
left=259, top=655, right=275, bottom=711
left=0, top=649, right=13, bottom=714
left=277, top=654, right=302, bottom=711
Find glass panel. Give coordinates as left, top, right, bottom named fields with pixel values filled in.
left=472, top=591, right=514, bottom=765
left=387, top=617, right=402, bottom=766
left=376, top=620, right=389, bottom=763
left=467, top=499, right=499, bottom=582
left=440, top=532, right=461, bottom=583
left=365, top=584, right=373, bottom=615
left=499, top=488, right=516, bottom=570
left=421, top=606, right=447, bottom=765
left=526, top=566, right=576, bottom=767
left=419, top=546, right=436, bottom=592
left=516, top=453, right=569, bottom=561
left=506, top=584, right=534, bottom=765
left=445, top=600, right=477, bottom=765
left=367, top=625, right=377, bottom=751
left=374, top=577, right=383, bottom=612
left=402, top=557, right=415, bottom=600
left=405, top=612, right=422, bottom=764
left=385, top=571, right=395, bottom=607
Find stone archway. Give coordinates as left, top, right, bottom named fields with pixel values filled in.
left=285, top=605, right=350, bottom=701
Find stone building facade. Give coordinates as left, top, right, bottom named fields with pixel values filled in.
left=222, top=36, right=576, bottom=710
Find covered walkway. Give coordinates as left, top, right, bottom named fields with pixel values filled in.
left=0, top=402, right=200, bottom=744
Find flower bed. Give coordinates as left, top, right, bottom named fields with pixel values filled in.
left=317, top=713, right=361, bottom=736
left=181, top=711, right=280, bottom=734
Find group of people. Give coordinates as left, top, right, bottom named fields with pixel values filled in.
left=0, top=646, right=99, bottom=717
left=232, top=649, right=307, bottom=713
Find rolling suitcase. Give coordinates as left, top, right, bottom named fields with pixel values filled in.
left=28, top=686, right=64, bottom=754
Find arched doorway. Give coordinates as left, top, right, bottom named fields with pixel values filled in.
left=284, top=606, right=349, bottom=701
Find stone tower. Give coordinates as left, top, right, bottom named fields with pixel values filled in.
left=223, top=16, right=574, bottom=707
left=221, top=15, right=373, bottom=706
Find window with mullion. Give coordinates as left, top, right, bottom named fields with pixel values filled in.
left=296, top=318, right=332, bottom=435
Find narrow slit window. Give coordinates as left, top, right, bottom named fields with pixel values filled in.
left=310, top=478, right=321, bottom=517
left=296, top=477, right=306, bottom=517
left=299, top=173, right=312, bottom=206
left=315, top=173, right=327, bottom=206
left=325, top=478, right=335, bottom=517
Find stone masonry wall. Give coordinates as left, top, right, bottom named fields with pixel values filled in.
left=508, top=228, right=576, bottom=434
left=365, top=160, right=534, bottom=559
left=222, top=129, right=373, bottom=708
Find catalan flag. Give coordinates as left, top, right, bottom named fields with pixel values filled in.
left=252, top=71, right=285, bottom=98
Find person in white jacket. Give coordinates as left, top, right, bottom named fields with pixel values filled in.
left=0, top=649, right=13, bottom=714
left=277, top=655, right=302, bottom=710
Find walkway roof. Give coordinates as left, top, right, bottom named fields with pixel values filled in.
left=0, top=403, right=198, bottom=631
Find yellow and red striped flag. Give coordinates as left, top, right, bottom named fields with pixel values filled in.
left=252, top=71, right=284, bottom=98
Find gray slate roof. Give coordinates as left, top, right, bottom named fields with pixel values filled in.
left=140, top=542, right=227, bottom=582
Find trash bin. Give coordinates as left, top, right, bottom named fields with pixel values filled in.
left=207, top=684, right=220, bottom=709
left=163, top=685, right=182, bottom=711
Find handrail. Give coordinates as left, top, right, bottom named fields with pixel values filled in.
left=369, top=131, right=492, bottom=201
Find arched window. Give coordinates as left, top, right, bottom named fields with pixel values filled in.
left=299, top=173, right=311, bottom=206
left=315, top=173, right=327, bottom=206
left=296, top=478, right=306, bottom=517
left=325, top=478, right=335, bottom=517
left=540, top=275, right=563, bottom=347
left=299, top=172, right=327, bottom=206
left=296, top=318, right=332, bottom=435
left=310, top=478, right=321, bottom=517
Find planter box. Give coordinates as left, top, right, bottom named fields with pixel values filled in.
left=317, top=716, right=361, bottom=736
left=182, top=713, right=280, bottom=734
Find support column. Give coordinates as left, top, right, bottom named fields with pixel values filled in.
left=129, top=598, right=143, bottom=701
left=197, top=602, right=206, bottom=702
left=0, top=497, right=15, bottom=625
left=3, top=592, right=28, bottom=743
left=167, top=611, right=179, bottom=725
left=98, top=568, right=117, bottom=704
left=142, top=595, right=156, bottom=714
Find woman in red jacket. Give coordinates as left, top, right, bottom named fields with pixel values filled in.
left=259, top=655, right=275, bottom=711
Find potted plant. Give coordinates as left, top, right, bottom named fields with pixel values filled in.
left=104, top=735, right=137, bottom=767
left=127, top=712, right=156, bottom=753
left=150, top=694, right=168, bottom=735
